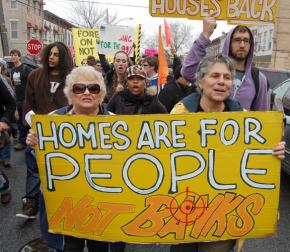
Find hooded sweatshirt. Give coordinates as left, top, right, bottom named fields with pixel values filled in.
left=181, top=28, right=268, bottom=111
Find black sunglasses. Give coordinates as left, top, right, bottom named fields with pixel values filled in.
left=72, top=83, right=101, bottom=94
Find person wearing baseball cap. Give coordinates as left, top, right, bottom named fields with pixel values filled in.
left=107, top=64, right=166, bottom=115
left=127, top=64, right=147, bottom=80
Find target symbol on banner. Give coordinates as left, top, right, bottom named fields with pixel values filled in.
left=168, top=187, right=208, bottom=225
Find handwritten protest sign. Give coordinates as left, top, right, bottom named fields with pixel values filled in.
left=32, top=112, right=282, bottom=243
left=73, top=26, right=140, bottom=65
left=98, top=25, right=135, bottom=57
left=149, top=0, right=280, bottom=24
left=72, top=28, right=100, bottom=66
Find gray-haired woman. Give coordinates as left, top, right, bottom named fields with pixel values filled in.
left=170, top=54, right=285, bottom=252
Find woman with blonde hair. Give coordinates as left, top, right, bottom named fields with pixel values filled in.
left=26, top=66, right=109, bottom=252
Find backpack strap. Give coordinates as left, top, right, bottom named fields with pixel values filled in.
left=251, top=67, right=260, bottom=110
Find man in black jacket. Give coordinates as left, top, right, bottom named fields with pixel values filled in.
left=0, top=76, right=16, bottom=204
left=158, top=65, right=196, bottom=112
left=10, top=49, right=33, bottom=150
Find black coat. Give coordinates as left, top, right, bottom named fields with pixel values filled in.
left=158, top=79, right=196, bottom=113
left=107, top=89, right=167, bottom=115
left=0, top=77, right=16, bottom=124
left=99, top=54, right=124, bottom=103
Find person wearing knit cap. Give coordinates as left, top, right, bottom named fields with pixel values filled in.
left=159, top=65, right=196, bottom=112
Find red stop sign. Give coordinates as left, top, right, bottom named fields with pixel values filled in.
left=27, top=39, right=43, bottom=55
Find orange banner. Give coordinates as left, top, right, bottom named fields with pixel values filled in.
left=158, top=25, right=169, bottom=86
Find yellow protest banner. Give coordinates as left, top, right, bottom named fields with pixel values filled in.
left=72, top=28, right=100, bottom=66
left=32, top=112, right=282, bottom=243
left=149, top=0, right=280, bottom=24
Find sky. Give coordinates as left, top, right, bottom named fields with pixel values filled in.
left=44, top=0, right=234, bottom=39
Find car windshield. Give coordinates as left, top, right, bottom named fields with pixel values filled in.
left=259, top=67, right=290, bottom=89
left=273, top=79, right=290, bottom=124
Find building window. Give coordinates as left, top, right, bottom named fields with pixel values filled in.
left=46, top=30, right=50, bottom=42
left=269, top=30, right=273, bottom=50
left=256, top=33, right=261, bottom=52
left=10, top=21, right=18, bottom=39
left=27, top=0, right=31, bottom=12
left=27, top=27, right=31, bottom=40
left=263, top=31, right=267, bottom=51
left=43, top=30, right=47, bottom=41
left=11, top=0, right=17, bottom=8
left=32, top=28, right=37, bottom=38
left=38, top=2, right=42, bottom=16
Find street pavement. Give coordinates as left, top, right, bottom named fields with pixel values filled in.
left=1, top=148, right=290, bottom=252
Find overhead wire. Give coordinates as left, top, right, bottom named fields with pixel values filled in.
left=47, top=0, right=148, bottom=9
left=15, top=0, right=151, bottom=27
left=16, top=0, right=148, bottom=11
left=48, top=0, right=71, bottom=12
left=15, top=0, right=42, bottom=10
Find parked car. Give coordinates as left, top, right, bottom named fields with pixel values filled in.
left=0, top=55, right=39, bottom=74
left=272, top=78, right=290, bottom=174
left=258, top=67, right=290, bottom=89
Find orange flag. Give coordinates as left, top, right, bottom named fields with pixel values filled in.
left=164, top=19, right=172, bottom=46
left=158, top=25, right=169, bottom=87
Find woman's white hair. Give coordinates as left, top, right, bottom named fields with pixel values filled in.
left=195, top=54, right=235, bottom=93
left=196, top=54, right=236, bottom=83
left=64, top=66, right=107, bottom=104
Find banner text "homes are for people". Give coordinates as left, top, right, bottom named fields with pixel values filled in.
left=33, top=112, right=283, bottom=243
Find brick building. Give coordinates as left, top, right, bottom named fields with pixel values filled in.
left=0, top=0, right=74, bottom=57
left=271, top=0, right=290, bottom=69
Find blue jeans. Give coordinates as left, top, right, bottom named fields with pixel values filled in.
left=0, top=169, right=9, bottom=193
left=24, top=147, right=40, bottom=207
left=39, top=193, right=64, bottom=251
left=0, top=143, right=11, bottom=161
left=16, top=100, right=29, bottom=144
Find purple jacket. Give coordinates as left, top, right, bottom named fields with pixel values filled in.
left=181, top=29, right=268, bottom=111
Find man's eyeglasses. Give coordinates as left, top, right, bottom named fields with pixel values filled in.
left=232, top=37, right=251, bottom=44
left=72, top=83, right=101, bottom=94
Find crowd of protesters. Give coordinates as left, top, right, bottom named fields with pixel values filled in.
left=0, top=12, right=286, bottom=252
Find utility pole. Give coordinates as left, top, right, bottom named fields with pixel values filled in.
left=106, top=8, right=109, bottom=25
left=0, top=0, right=9, bottom=56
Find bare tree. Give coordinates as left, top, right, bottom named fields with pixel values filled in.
left=143, top=21, right=198, bottom=55
left=169, top=21, right=198, bottom=55
left=67, top=1, right=119, bottom=28
left=143, top=34, right=158, bottom=50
